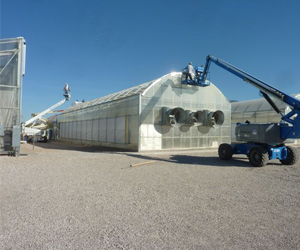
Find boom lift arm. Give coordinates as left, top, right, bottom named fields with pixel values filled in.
left=199, top=55, right=300, bottom=167
left=200, top=55, right=300, bottom=139
left=24, top=98, right=67, bottom=127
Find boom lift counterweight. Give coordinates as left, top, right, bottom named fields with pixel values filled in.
left=199, top=55, right=300, bottom=167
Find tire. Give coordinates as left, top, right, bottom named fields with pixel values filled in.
left=280, top=146, right=299, bottom=165
left=43, top=136, right=48, bottom=143
left=218, top=143, right=233, bottom=160
left=249, top=147, right=269, bottom=167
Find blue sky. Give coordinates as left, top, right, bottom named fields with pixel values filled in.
left=1, top=0, right=299, bottom=122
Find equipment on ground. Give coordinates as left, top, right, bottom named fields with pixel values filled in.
left=198, top=55, right=300, bottom=167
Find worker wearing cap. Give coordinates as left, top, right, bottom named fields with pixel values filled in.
left=186, top=62, right=195, bottom=81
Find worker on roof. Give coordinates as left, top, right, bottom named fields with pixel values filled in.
left=63, top=83, right=70, bottom=93
left=63, top=83, right=71, bottom=100
left=186, top=62, right=195, bottom=81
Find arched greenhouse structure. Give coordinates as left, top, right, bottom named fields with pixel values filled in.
left=56, top=73, right=231, bottom=151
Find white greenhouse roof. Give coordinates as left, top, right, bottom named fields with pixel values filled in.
left=65, top=80, right=155, bottom=113
left=62, top=73, right=179, bottom=113
left=232, top=94, right=300, bottom=113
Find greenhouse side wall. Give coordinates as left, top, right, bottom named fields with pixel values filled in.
left=139, top=74, right=231, bottom=151
left=56, top=95, right=140, bottom=151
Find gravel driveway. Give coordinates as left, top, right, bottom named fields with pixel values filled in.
left=1, top=141, right=300, bottom=249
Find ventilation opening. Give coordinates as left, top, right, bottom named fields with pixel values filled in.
left=207, top=110, right=225, bottom=128
left=168, top=107, right=186, bottom=128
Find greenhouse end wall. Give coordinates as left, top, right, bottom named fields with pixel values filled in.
left=139, top=74, right=231, bottom=151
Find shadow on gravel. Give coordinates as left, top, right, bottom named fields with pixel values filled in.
left=168, top=155, right=252, bottom=167
left=125, top=153, right=253, bottom=168
left=26, top=141, right=132, bottom=153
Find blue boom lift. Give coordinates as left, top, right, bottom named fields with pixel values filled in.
left=181, top=65, right=210, bottom=86
left=193, top=55, right=300, bottom=167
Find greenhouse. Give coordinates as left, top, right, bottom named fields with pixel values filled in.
left=56, top=73, right=231, bottom=151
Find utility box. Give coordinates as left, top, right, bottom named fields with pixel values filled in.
left=0, top=37, right=26, bottom=156
left=12, top=125, right=21, bottom=147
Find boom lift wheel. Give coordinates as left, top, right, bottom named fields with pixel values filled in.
left=280, top=146, right=299, bottom=165
left=249, top=147, right=269, bottom=167
left=218, top=143, right=233, bottom=160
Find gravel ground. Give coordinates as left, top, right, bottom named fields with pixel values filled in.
left=1, top=141, right=300, bottom=250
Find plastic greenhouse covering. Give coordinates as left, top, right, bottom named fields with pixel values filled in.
left=57, top=73, right=231, bottom=151
left=231, top=94, right=300, bottom=124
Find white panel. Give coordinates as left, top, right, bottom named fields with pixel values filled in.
left=65, top=122, right=69, bottom=138
left=92, top=119, right=99, bottom=141
left=99, top=118, right=107, bottom=142
left=59, top=123, right=63, bottom=137
left=140, top=124, right=147, bottom=137
left=153, top=125, right=162, bottom=137
left=107, top=118, right=115, bottom=143
left=116, top=131, right=125, bottom=144
left=66, top=122, right=70, bottom=138
left=64, top=123, right=68, bottom=138
left=130, top=115, right=139, bottom=144
left=116, top=117, right=125, bottom=144
left=71, top=121, right=76, bottom=139
left=116, top=117, right=125, bottom=130
left=147, top=124, right=155, bottom=137
left=71, top=122, right=74, bottom=139
left=99, top=118, right=107, bottom=130
left=81, top=120, right=87, bottom=140
left=61, top=123, right=65, bottom=138
left=64, top=123, right=67, bottom=138
left=86, top=120, right=93, bottom=141
left=153, top=138, right=162, bottom=150
left=140, top=138, right=153, bottom=151
left=107, top=118, right=115, bottom=130
left=140, top=124, right=161, bottom=139
left=76, top=121, right=81, bottom=140
left=66, top=122, right=71, bottom=138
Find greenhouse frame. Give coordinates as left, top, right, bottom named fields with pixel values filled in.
left=0, top=37, right=26, bottom=156
left=56, top=73, right=231, bottom=151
